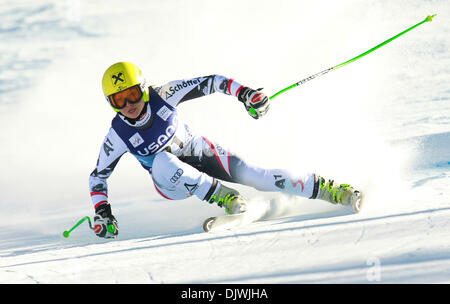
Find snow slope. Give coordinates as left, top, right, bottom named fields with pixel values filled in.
left=0, top=0, right=448, bottom=284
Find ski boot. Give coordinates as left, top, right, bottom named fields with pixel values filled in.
left=206, top=181, right=247, bottom=214
left=314, top=176, right=363, bottom=213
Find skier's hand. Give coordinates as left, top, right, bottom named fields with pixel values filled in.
left=237, top=87, right=270, bottom=119
left=93, top=203, right=119, bottom=239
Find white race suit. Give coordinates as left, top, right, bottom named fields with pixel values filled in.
left=89, top=75, right=319, bottom=210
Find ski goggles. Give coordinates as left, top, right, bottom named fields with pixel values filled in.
left=108, top=85, right=143, bottom=109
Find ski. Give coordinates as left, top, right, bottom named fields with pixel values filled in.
left=203, top=199, right=272, bottom=232
left=203, top=213, right=250, bottom=232
left=203, top=191, right=364, bottom=232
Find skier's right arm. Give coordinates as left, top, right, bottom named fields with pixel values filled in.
left=89, top=128, right=128, bottom=238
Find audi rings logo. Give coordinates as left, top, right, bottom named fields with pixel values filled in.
left=170, top=169, right=184, bottom=183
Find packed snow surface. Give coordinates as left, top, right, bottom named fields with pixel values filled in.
left=0, top=0, right=448, bottom=283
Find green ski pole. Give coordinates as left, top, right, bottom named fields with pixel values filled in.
left=269, top=14, right=436, bottom=100
left=63, top=216, right=94, bottom=238
left=63, top=215, right=116, bottom=238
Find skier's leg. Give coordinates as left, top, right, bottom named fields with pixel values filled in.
left=181, top=136, right=317, bottom=198
left=151, top=151, right=245, bottom=214
left=229, top=155, right=362, bottom=212
left=231, top=158, right=318, bottom=198
left=180, top=136, right=363, bottom=212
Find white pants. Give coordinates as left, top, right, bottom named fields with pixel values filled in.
left=151, top=136, right=316, bottom=201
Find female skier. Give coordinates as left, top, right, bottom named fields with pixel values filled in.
left=90, top=62, right=362, bottom=238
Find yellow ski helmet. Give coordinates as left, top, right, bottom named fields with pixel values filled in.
left=101, top=62, right=149, bottom=112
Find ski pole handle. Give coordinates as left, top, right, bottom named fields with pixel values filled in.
left=269, top=14, right=437, bottom=100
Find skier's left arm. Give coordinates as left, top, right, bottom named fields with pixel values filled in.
left=154, top=75, right=270, bottom=119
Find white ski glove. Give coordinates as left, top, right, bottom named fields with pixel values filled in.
left=237, top=87, right=270, bottom=119
left=93, top=203, right=119, bottom=239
